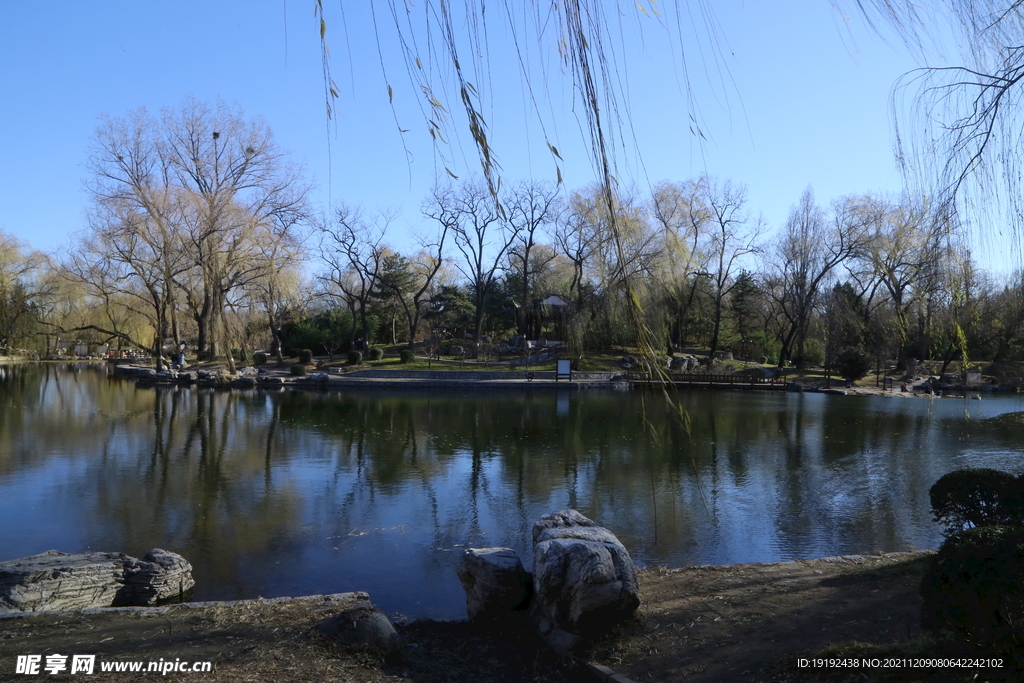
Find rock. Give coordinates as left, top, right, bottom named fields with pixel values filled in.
left=233, top=377, right=257, bottom=388
left=532, top=509, right=600, bottom=544
left=449, top=345, right=464, bottom=356
left=123, top=549, right=196, bottom=605
left=238, top=366, right=258, bottom=376
left=531, top=510, right=640, bottom=640
left=456, top=547, right=531, bottom=620
left=0, top=548, right=195, bottom=613
left=317, top=605, right=402, bottom=653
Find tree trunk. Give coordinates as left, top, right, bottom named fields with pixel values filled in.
left=221, top=307, right=236, bottom=373
left=707, top=296, right=724, bottom=363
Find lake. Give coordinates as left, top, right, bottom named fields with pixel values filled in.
left=2, top=362, right=1023, bottom=620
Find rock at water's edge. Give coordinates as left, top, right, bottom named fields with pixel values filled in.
left=317, top=605, right=402, bottom=653
left=456, top=547, right=531, bottom=620
left=532, top=510, right=640, bottom=639
left=0, top=549, right=195, bottom=613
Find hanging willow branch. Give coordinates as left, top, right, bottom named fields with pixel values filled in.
left=314, top=0, right=739, bottom=509
left=851, top=1, right=1024, bottom=245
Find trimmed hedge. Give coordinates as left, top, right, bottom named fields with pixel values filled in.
left=347, top=350, right=363, bottom=365
left=290, top=363, right=307, bottom=376
left=367, top=347, right=384, bottom=361
left=253, top=352, right=268, bottom=366
left=297, top=349, right=313, bottom=364
left=399, top=349, right=415, bottom=364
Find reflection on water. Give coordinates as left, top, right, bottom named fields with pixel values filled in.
left=2, top=363, right=1024, bottom=619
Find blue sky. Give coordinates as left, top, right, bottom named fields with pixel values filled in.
left=2, top=2, right=997, bottom=269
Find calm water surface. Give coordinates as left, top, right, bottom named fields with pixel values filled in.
left=3, top=363, right=1024, bottom=619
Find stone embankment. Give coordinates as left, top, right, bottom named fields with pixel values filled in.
left=113, top=364, right=625, bottom=390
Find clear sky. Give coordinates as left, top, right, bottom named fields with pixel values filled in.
left=2, top=2, right=999, bottom=270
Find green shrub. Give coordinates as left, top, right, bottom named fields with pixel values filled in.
left=297, top=349, right=313, bottom=364
left=399, top=349, right=415, bottom=364
left=921, top=525, right=1024, bottom=658
left=836, top=346, right=873, bottom=381
left=253, top=352, right=268, bottom=366
left=930, top=468, right=1018, bottom=533
left=799, top=338, right=825, bottom=367
left=367, top=347, right=384, bottom=361
left=347, top=350, right=363, bottom=365
left=290, top=363, right=307, bottom=376
left=1001, top=477, right=1024, bottom=527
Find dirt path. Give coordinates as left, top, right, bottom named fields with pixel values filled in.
left=597, top=551, right=934, bottom=682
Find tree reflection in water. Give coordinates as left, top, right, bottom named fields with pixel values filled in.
left=2, top=363, right=1024, bottom=619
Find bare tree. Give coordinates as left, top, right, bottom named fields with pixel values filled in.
left=87, top=96, right=309, bottom=368
left=161, top=98, right=309, bottom=365
left=317, top=205, right=394, bottom=349
left=62, top=203, right=189, bottom=369
left=651, top=179, right=711, bottom=352
left=505, top=181, right=562, bottom=338
left=425, top=181, right=519, bottom=346
left=772, top=188, right=868, bottom=368
left=554, top=190, right=607, bottom=307
left=700, top=179, right=763, bottom=363
left=244, top=221, right=308, bottom=363
left=374, top=224, right=450, bottom=347
left=853, top=195, right=949, bottom=369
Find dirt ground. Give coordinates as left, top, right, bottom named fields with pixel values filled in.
left=2, top=551, right=977, bottom=683
left=592, top=552, right=938, bottom=682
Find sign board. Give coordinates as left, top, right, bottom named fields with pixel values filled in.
left=556, top=359, right=572, bottom=381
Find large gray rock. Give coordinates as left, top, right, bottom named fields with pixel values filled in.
left=0, top=549, right=195, bottom=613
left=456, top=547, right=531, bottom=620
left=532, top=510, right=640, bottom=638
left=317, top=605, right=402, bottom=653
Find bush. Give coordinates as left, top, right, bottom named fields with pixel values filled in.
left=253, top=352, right=268, bottom=366
left=930, top=468, right=1018, bottom=533
left=290, top=363, right=307, bottom=376
left=835, top=346, right=873, bottom=381
left=921, top=525, right=1024, bottom=658
left=798, top=339, right=825, bottom=368
left=367, top=347, right=384, bottom=361
left=347, top=350, right=363, bottom=365
left=297, top=349, right=313, bottom=364
left=399, top=349, right=415, bottom=364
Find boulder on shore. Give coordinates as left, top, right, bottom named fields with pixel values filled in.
left=531, top=510, right=640, bottom=640
left=456, top=547, right=531, bottom=620
left=317, top=604, right=402, bottom=653
left=0, top=549, right=195, bottom=613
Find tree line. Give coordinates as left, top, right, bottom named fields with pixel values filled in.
left=3, top=97, right=1023, bottom=376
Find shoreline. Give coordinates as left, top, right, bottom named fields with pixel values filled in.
left=0, top=550, right=932, bottom=623
left=0, top=551, right=938, bottom=683
left=105, top=362, right=1009, bottom=397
